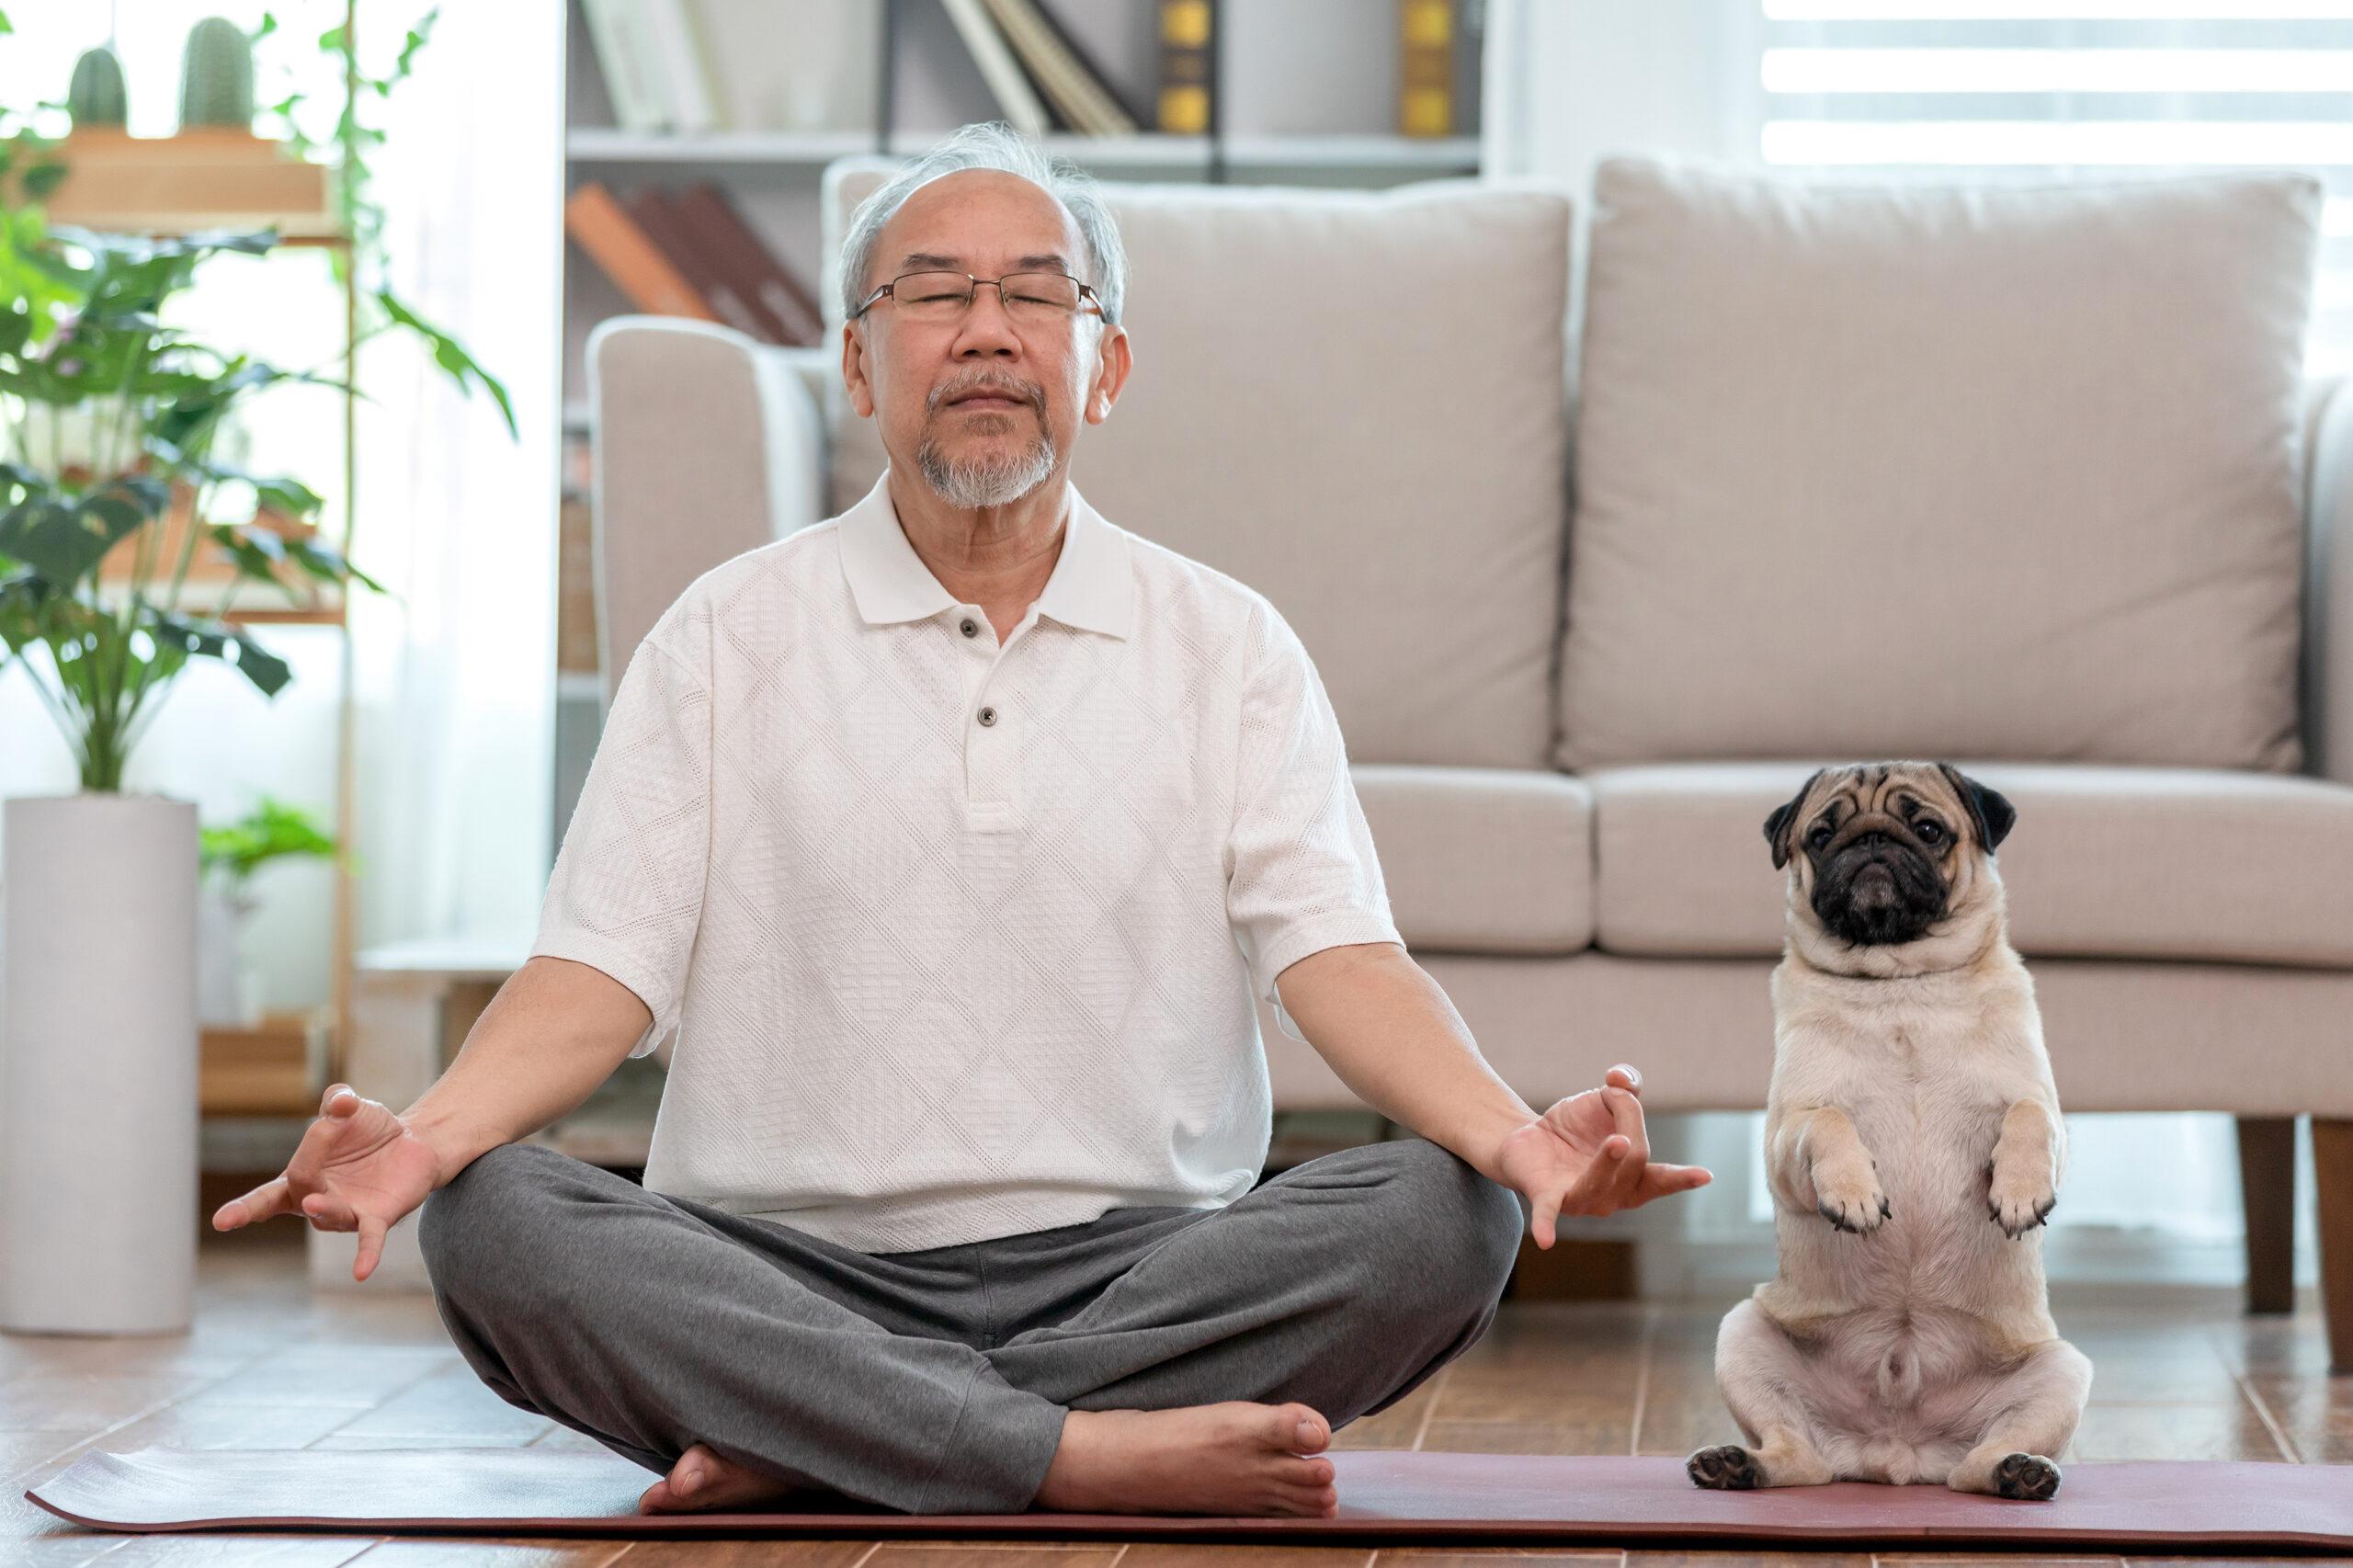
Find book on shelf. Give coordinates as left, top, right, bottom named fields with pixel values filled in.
left=578, top=0, right=720, bottom=133
left=564, top=180, right=722, bottom=321
left=566, top=179, right=824, bottom=346
left=941, top=0, right=1052, bottom=139
left=1399, top=0, right=1451, bottom=137
left=1156, top=0, right=1213, bottom=135
left=671, top=182, right=826, bottom=345
left=982, top=0, right=1143, bottom=137
left=625, top=186, right=780, bottom=344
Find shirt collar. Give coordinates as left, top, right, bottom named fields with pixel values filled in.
left=837, top=470, right=1133, bottom=641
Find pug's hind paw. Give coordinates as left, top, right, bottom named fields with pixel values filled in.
left=1993, top=1451, right=2061, bottom=1500
left=1688, top=1444, right=1762, bottom=1489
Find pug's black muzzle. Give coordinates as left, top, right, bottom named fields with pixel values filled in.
left=1812, top=831, right=1948, bottom=946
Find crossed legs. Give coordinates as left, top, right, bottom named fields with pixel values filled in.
left=416, top=1135, right=1523, bottom=1515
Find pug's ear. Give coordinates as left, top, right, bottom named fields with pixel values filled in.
left=1763, top=767, right=1826, bottom=870
left=1937, top=763, right=2016, bottom=853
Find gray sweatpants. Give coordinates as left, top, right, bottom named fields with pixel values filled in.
left=415, top=1133, right=1524, bottom=1514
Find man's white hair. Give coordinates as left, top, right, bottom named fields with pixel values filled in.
left=839, top=120, right=1129, bottom=326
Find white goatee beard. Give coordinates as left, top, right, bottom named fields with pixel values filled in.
left=915, top=428, right=1057, bottom=508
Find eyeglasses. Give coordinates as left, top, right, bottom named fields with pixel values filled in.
left=851, top=269, right=1107, bottom=326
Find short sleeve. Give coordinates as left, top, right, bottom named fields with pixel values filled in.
left=529, top=630, right=712, bottom=1058
left=1225, top=603, right=1405, bottom=1044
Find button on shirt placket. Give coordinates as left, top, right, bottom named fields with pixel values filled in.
left=960, top=608, right=1027, bottom=830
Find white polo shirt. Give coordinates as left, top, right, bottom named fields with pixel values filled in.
left=529, top=471, right=1404, bottom=1253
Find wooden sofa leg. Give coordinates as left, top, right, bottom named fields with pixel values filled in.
left=2237, top=1116, right=2298, bottom=1314
left=2319, top=1118, right=2353, bottom=1375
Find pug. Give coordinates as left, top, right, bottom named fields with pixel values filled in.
left=1686, top=761, right=2092, bottom=1500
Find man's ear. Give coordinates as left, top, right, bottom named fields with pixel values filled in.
left=841, top=319, right=876, bottom=419
left=1937, top=762, right=2016, bottom=853
left=1763, top=767, right=1826, bottom=870
left=1085, top=324, right=1131, bottom=425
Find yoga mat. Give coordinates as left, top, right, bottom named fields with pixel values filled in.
left=26, top=1447, right=2353, bottom=1549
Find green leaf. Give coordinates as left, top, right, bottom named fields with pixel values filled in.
left=377, top=288, right=516, bottom=439
left=149, top=608, right=291, bottom=699
left=0, top=494, right=124, bottom=586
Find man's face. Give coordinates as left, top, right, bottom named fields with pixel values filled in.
left=842, top=169, right=1131, bottom=509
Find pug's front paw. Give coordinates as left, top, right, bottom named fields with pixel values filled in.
left=1987, top=1164, right=2055, bottom=1239
left=1814, top=1157, right=1889, bottom=1235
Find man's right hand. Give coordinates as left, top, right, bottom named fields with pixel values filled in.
left=211, top=1083, right=447, bottom=1282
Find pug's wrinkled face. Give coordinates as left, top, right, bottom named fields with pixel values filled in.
left=1763, top=762, right=2017, bottom=949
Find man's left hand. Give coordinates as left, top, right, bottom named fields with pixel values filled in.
left=1495, top=1064, right=1713, bottom=1247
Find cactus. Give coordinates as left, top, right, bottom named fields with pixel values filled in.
left=67, top=45, right=129, bottom=129
left=177, top=17, right=255, bottom=130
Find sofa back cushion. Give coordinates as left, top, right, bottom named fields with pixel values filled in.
left=1556, top=156, right=2322, bottom=773
left=824, top=162, right=1571, bottom=768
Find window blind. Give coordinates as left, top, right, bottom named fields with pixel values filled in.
left=1758, top=1, right=2353, bottom=373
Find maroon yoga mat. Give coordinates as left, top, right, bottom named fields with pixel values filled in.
left=26, top=1446, right=2353, bottom=1548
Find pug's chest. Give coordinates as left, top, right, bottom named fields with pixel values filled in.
left=1836, top=1028, right=2009, bottom=1211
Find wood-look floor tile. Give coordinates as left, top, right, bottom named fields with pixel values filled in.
left=325, top=1365, right=553, bottom=1442
left=191, top=1346, right=457, bottom=1408
left=1329, top=1376, right=1445, bottom=1451
left=0, top=1371, right=219, bottom=1432
left=602, top=1540, right=880, bottom=1568
left=1120, top=1549, right=1374, bottom=1568
left=77, top=1533, right=386, bottom=1565
left=2240, top=1371, right=2353, bottom=1463
left=55, top=1396, right=367, bottom=1454
left=1416, top=1420, right=1633, bottom=1456
left=2067, top=1402, right=2289, bottom=1462
left=333, top=1539, right=631, bottom=1564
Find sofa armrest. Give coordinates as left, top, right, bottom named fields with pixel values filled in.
left=2308, top=373, right=2353, bottom=784
left=586, top=317, right=826, bottom=706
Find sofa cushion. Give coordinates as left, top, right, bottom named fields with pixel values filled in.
left=823, top=160, right=1572, bottom=768
left=1558, top=156, right=2322, bottom=773
left=1350, top=766, right=1592, bottom=953
left=1588, top=761, right=2353, bottom=966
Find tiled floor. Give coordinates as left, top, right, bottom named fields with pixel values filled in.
left=4, top=1232, right=2346, bottom=1566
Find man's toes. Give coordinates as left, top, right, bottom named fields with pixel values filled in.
left=1277, top=1453, right=1334, bottom=1487
left=1993, top=1451, right=2061, bottom=1501
left=1276, top=1402, right=1330, bottom=1452
left=1688, top=1443, right=1762, bottom=1489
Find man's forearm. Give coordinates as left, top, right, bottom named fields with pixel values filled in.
left=1271, top=942, right=1538, bottom=1185
left=398, top=956, right=650, bottom=1187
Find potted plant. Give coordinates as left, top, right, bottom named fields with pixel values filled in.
left=0, top=5, right=513, bottom=1333
left=199, top=794, right=345, bottom=1028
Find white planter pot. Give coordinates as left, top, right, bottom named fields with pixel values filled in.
left=196, top=877, right=262, bottom=1028
left=0, top=791, right=199, bottom=1334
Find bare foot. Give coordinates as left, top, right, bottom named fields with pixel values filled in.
left=1033, top=1401, right=1338, bottom=1517
left=637, top=1441, right=810, bottom=1515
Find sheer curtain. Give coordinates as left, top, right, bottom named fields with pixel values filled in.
left=348, top=0, right=563, bottom=961
left=1483, top=0, right=2325, bottom=1287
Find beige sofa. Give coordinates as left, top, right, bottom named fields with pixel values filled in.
left=586, top=155, right=2353, bottom=1367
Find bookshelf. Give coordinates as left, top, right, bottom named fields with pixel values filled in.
left=554, top=0, right=1489, bottom=880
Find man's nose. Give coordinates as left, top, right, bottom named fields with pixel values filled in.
left=953, top=286, right=1022, bottom=355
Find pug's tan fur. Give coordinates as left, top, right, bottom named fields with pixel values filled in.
left=1688, top=762, right=2092, bottom=1500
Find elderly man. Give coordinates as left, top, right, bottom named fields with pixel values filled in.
left=216, top=122, right=1710, bottom=1521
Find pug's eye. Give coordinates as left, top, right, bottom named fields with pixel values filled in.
left=1806, top=821, right=1834, bottom=849
left=1914, top=820, right=1945, bottom=844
